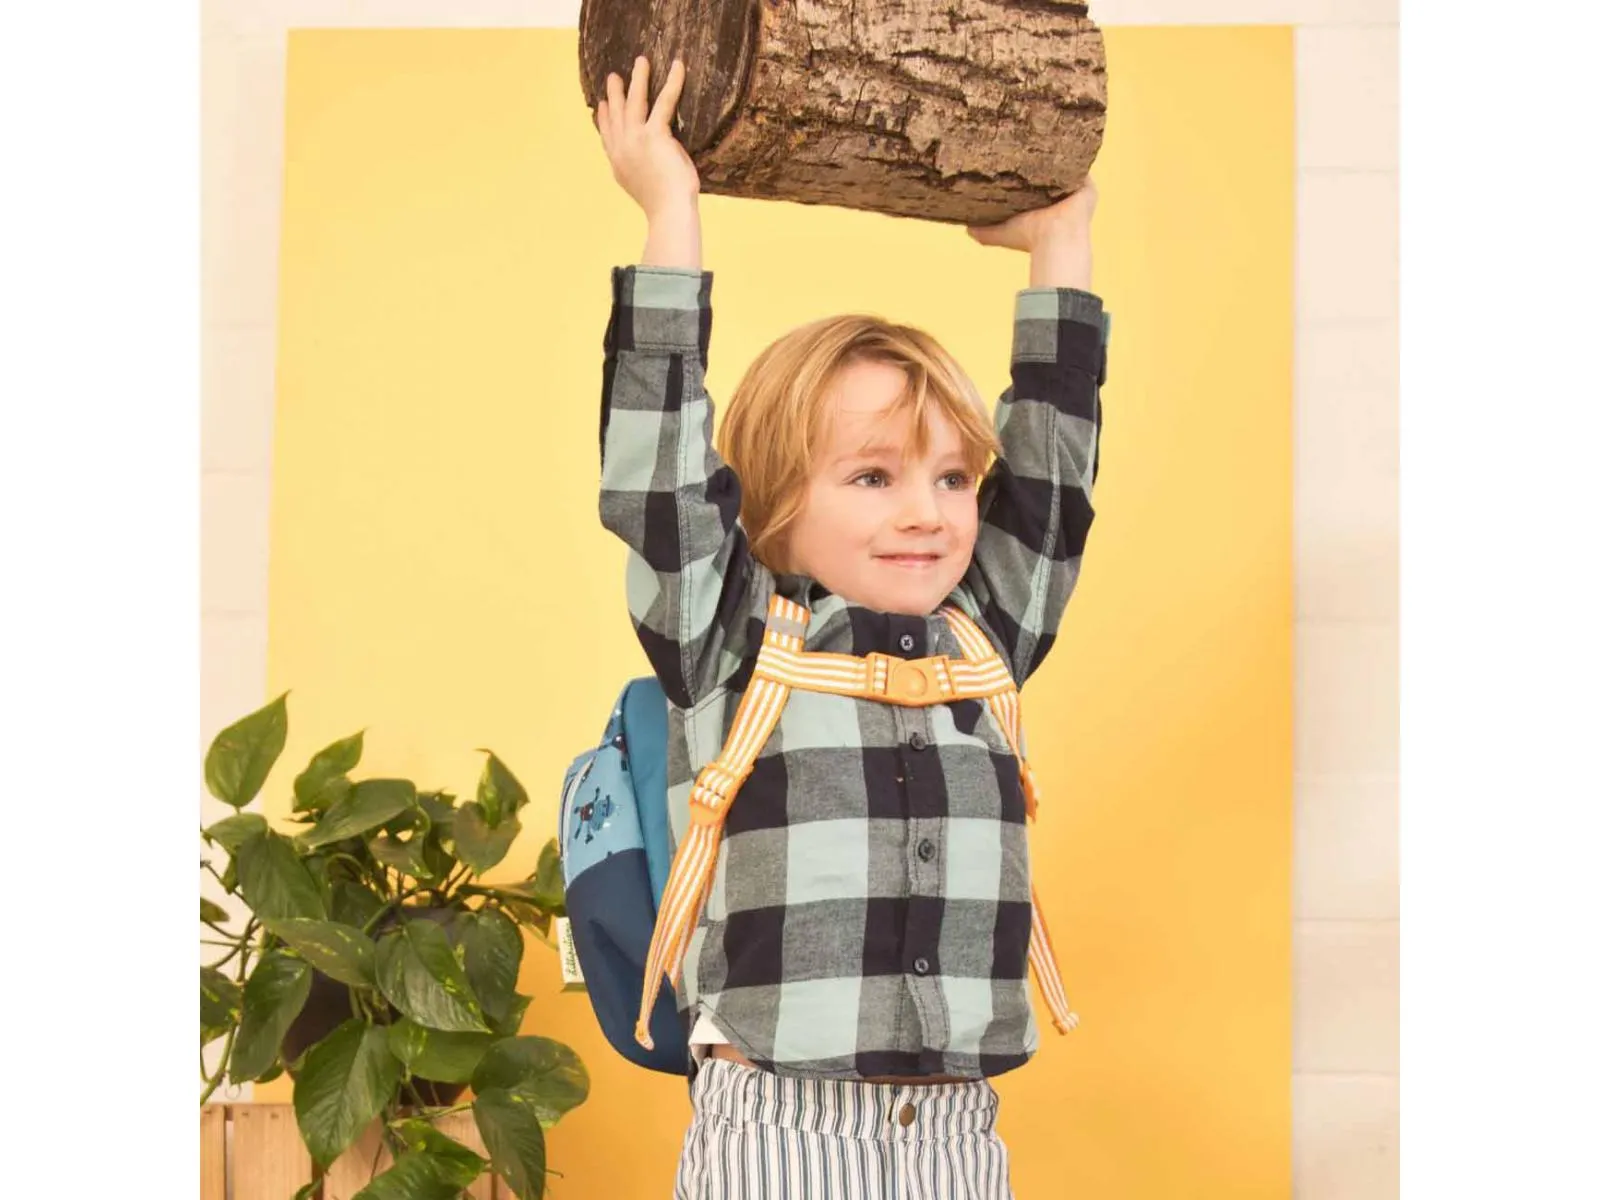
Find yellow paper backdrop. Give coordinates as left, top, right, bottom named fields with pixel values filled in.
left=259, top=26, right=1292, bottom=1197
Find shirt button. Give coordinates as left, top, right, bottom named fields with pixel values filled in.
left=898, top=633, right=916, bottom=653
left=908, top=732, right=927, bottom=751
left=913, top=956, right=931, bottom=975
left=917, top=839, right=936, bottom=862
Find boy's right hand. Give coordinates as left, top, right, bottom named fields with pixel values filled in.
left=595, top=56, right=699, bottom=221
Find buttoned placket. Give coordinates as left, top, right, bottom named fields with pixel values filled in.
left=895, top=692, right=946, bottom=1052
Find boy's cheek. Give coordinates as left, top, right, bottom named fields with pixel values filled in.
left=951, top=500, right=981, bottom=546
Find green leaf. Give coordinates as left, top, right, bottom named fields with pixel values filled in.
left=470, top=1037, right=589, bottom=1129
left=369, top=833, right=437, bottom=881
left=421, top=833, right=454, bottom=887
left=382, top=802, right=432, bottom=839
left=472, top=1088, right=547, bottom=1200
left=498, top=901, right=553, bottom=941
left=236, top=831, right=328, bottom=920
left=203, top=812, right=269, bottom=854
left=201, top=897, right=231, bottom=926
left=417, top=792, right=457, bottom=830
left=301, top=779, right=417, bottom=851
left=390, top=1119, right=489, bottom=1172
left=352, top=1149, right=484, bottom=1200
left=457, top=909, right=523, bottom=1027
left=476, top=842, right=565, bottom=915
left=262, top=918, right=377, bottom=987
left=386, top=1019, right=495, bottom=1085
left=302, top=852, right=336, bottom=913
left=532, top=839, right=565, bottom=912
left=472, top=882, right=542, bottom=904
left=201, top=966, right=241, bottom=1044
left=412, top=795, right=457, bottom=882
left=205, top=693, right=289, bottom=809
left=375, top=919, right=490, bottom=1033
left=309, top=775, right=354, bottom=815
left=293, top=1019, right=404, bottom=1167
left=229, top=951, right=312, bottom=1083
left=294, top=731, right=365, bottom=812
left=475, top=753, right=527, bottom=827
left=494, top=993, right=532, bottom=1038
left=452, top=803, right=520, bottom=874
left=330, top=880, right=386, bottom=930
left=293, top=1183, right=321, bottom=1200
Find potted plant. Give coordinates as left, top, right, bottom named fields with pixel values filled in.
left=199, top=692, right=587, bottom=1200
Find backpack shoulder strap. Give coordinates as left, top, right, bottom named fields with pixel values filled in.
left=940, top=606, right=1038, bottom=820
left=941, top=605, right=1078, bottom=1034
left=687, top=594, right=811, bottom=825
left=634, top=592, right=809, bottom=1049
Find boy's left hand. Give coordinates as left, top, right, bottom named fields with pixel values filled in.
left=967, top=178, right=1097, bottom=290
left=966, top=178, right=1097, bottom=252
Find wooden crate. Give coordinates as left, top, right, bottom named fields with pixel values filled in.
left=201, top=1105, right=500, bottom=1200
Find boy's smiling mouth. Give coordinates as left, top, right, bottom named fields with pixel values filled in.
left=875, top=552, right=943, bottom=568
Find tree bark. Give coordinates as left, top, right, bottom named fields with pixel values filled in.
left=578, top=0, right=1107, bottom=226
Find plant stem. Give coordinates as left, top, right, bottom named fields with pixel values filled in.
left=401, top=1076, right=429, bottom=1112
left=326, top=850, right=367, bottom=874
left=206, top=919, right=260, bottom=970
left=199, top=1026, right=237, bottom=1106
left=361, top=884, right=423, bottom=934
left=202, top=860, right=233, bottom=892
left=352, top=986, right=390, bottom=1026
left=369, top=1113, right=392, bottom=1187
left=199, top=913, right=260, bottom=1105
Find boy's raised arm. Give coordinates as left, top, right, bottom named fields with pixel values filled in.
left=595, top=58, right=763, bottom=708
left=958, top=184, right=1110, bottom=684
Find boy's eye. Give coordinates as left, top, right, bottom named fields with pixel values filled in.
left=851, top=469, right=889, bottom=487
left=939, top=470, right=974, bottom=490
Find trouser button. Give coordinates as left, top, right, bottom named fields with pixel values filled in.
left=898, top=1102, right=916, bottom=1127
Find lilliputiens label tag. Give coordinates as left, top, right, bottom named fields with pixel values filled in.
left=556, top=916, right=585, bottom=990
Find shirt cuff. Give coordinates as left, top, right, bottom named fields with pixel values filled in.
left=1012, top=287, right=1110, bottom=383
left=609, top=265, right=714, bottom=354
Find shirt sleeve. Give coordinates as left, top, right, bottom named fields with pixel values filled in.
left=954, top=287, right=1110, bottom=685
left=597, top=265, right=767, bottom=709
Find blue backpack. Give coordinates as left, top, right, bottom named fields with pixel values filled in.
left=558, top=676, right=689, bottom=1073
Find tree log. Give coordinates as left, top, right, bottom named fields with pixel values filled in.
left=578, top=0, right=1107, bottom=226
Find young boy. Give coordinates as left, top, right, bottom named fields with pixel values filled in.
left=594, top=56, right=1108, bottom=1198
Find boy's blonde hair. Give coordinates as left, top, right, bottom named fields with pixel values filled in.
left=716, top=315, right=1001, bottom=573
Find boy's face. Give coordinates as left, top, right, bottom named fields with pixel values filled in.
left=785, top=360, right=981, bottom=617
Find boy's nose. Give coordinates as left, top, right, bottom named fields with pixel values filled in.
left=895, top=485, right=944, bottom=529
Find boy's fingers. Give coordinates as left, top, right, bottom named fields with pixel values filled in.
left=605, top=72, right=626, bottom=135
left=595, top=100, right=612, bottom=150
left=649, top=59, right=686, bottom=129
left=626, top=55, right=651, bottom=124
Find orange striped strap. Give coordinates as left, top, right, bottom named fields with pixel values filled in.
left=634, top=594, right=809, bottom=1049
left=941, top=607, right=1079, bottom=1034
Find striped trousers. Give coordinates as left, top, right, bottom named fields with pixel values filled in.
left=674, top=1059, right=1014, bottom=1199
